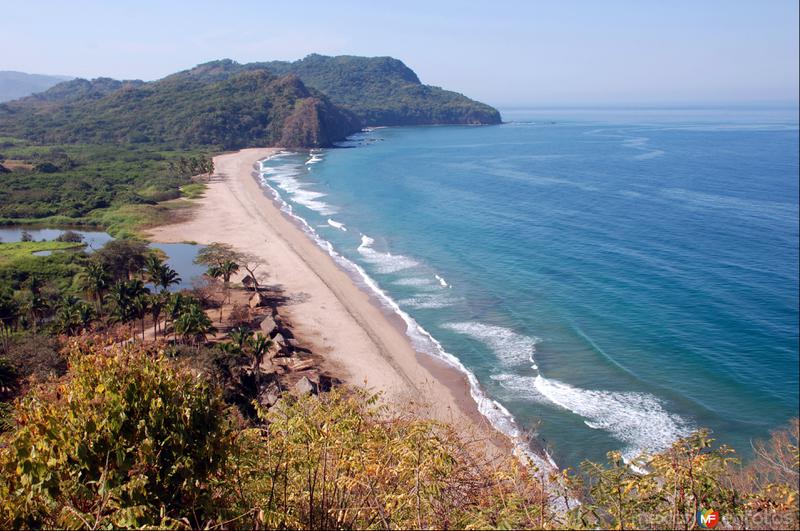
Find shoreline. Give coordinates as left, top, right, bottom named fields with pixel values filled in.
left=148, top=148, right=526, bottom=460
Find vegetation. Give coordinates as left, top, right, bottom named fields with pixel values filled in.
left=0, top=339, right=546, bottom=529
left=0, top=335, right=796, bottom=529
left=0, top=139, right=211, bottom=236
left=259, top=54, right=503, bottom=126
left=0, top=68, right=360, bottom=149
left=0, top=56, right=500, bottom=156
left=0, top=240, right=85, bottom=262
left=0, top=235, right=796, bottom=529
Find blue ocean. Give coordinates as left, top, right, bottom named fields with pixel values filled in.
left=258, top=108, right=799, bottom=468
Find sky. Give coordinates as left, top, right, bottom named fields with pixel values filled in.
left=2, top=0, right=798, bottom=107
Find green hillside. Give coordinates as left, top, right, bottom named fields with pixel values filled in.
left=0, top=69, right=360, bottom=149
left=0, top=56, right=501, bottom=151
left=258, top=54, right=502, bottom=126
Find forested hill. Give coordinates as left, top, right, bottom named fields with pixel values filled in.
left=0, top=69, right=360, bottom=149
left=0, top=56, right=500, bottom=149
left=257, top=55, right=502, bottom=126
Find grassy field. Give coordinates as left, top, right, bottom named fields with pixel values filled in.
left=0, top=137, right=212, bottom=238
left=0, top=240, right=85, bottom=263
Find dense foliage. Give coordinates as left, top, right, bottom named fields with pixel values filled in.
left=259, top=54, right=503, bottom=126
left=0, top=140, right=210, bottom=234
left=0, top=339, right=549, bottom=529
left=0, top=340, right=230, bottom=528
left=0, top=68, right=361, bottom=149
left=0, top=56, right=500, bottom=153
left=0, top=235, right=797, bottom=529
left=0, top=336, right=796, bottom=529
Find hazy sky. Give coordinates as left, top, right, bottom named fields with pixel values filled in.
left=2, top=0, right=798, bottom=106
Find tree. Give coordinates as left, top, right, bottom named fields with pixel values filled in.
left=0, top=288, right=19, bottom=354
left=164, top=293, right=186, bottom=342
left=239, top=251, right=264, bottom=293
left=52, top=296, right=96, bottom=336
left=106, top=280, right=150, bottom=339
left=195, top=243, right=241, bottom=274
left=0, top=341, right=230, bottom=528
left=227, top=326, right=251, bottom=353
left=131, top=293, right=150, bottom=342
left=174, top=303, right=216, bottom=347
left=18, top=275, right=49, bottom=333
left=149, top=293, right=165, bottom=340
left=206, top=261, right=238, bottom=321
left=156, top=265, right=181, bottom=293
left=77, top=261, right=110, bottom=313
left=247, top=333, right=273, bottom=371
left=95, top=239, right=149, bottom=280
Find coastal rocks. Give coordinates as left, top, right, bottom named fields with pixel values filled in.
left=271, top=333, right=290, bottom=357
left=293, top=376, right=318, bottom=396
left=259, top=315, right=277, bottom=336
left=258, top=382, right=282, bottom=408
left=248, top=292, right=263, bottom=308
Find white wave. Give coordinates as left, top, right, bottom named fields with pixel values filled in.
left=533, top=375, right=693, bottom=460
left=443, top=322, right=539, bottom=368
left=392, top=277, right=436, bottom=287
left=305, top=153, right=324, bottom=165
left=490, top=372, right=693, bottom=461
left=435, top=274, right=449, bottom=288
left=399, top=293, right=459, bottom=309
left=262, top=160, right=337, bottom=215
left=256, top=153, right=555, bottom=475
left=357, top=234, right=419, bottom=274
left=327, top=219, right=347, bottom=231
left=490, top=373, right=547, bottom=402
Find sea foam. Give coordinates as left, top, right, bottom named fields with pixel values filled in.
left=447, top=321, right=693, bottom=460
left=327, top=219, right=347, bottom=231
left=257, top=154, right=556, bottom=475
left=357, top=234, right=419, bottom=274
left=443, top=322, right=540, bottom=368
left=261, top=160, right=337, bottom=215
left=533, top=376, right=694, bottom=460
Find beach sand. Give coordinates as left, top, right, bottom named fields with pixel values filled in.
left=148, top=148, right=511, bottom=455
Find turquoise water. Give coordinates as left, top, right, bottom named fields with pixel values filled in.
left=258, top=108, right=799, bottom=468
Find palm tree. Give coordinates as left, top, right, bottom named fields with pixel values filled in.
left=174, top=303, right=216, bottom=347
left=247, top=333, right=273, bottom=371
left=131, top=293, right=150, bottom=342
left=208, top=259, right=239, bottom=320
left=227, top=326, right=251, bottom=352
left=53, top=297, right=96, bottom=336
left=75, top=301, right=96, bottom=332
left=79, top=261, right=110, bottom=314
left=106, top=280, right=150, bottom=339
left=155, top=265, right=181, bottom=293
left=0, top=291, right=19, bottom=354
left=20, top=275, right=48, bottom=332
left=149, top=293, right=165, bottom=340
left=143, top=254, right=165, bottom=286
left=164, top=293, right=189, bottom=342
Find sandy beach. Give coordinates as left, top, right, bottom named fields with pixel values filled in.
left=148, top=148, right=511, bottom=455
